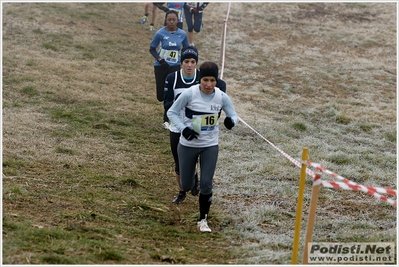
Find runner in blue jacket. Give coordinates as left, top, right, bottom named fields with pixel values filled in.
left=149, top=10, right=189, bottom=129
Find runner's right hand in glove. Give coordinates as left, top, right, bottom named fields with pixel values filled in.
left=159, top=59, right=169, bottom=67
left=182, top=127, right=199, bottom=140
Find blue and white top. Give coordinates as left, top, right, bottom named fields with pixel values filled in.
left=166, top=2, right=185, bottom=23
left=150, top=27, right=189, bottom=67
left=167, top=84, right=238, bottom=148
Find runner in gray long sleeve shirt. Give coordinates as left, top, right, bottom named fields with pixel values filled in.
left=167, top=61, right=238, bottom=233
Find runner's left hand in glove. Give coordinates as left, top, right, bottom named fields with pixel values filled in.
left=224, top=117, right=235, bottom=130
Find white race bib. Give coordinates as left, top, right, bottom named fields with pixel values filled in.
left=192, top=114, right=218, bottom=133
left=159, top=49, right=179, bottom=64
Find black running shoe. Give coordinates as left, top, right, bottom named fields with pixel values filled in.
left=172, top=191, right=186, bottom=204
left=191, top=173, right=199, bottom=196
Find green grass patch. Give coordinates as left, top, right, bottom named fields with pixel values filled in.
left=20, top=85, right=39, bottom=96
left=42, top=43, right=59, bottom=51
left=292, top=122, right=307, bottom=131
left=335, top=114, right=351, bottom=124
left=55, top=146, right=78, bottom=155
left=385, top=132, right=396, bottom=142
left=327, top=153, right=352, bottom=165
left=32, top=28, right=44, bottom=34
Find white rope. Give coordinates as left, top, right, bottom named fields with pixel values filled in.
left=217, top=3, right=396, bottom=207
left=218, top=2, right=315, bottom=177
left=219, top=2, right=231, bottom=80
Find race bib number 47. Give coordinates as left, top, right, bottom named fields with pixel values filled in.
left=159, top=49, right=178, bottom=64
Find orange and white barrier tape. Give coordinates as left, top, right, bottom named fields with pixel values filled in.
left=307, top=160, right=397, bottom=195
left=308, top=160, right=397, bottom=206
left=238, top=118, right=397, bottom=206
left=316, top=179, right=397, bottom=206
left=218, top=4, right=396, bottom=207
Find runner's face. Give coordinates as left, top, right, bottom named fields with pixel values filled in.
left=200, top=77, right=217, bottom=94
left=182, top=59, right=196, bottom=76
left=166, top=14, right=178, bottom=29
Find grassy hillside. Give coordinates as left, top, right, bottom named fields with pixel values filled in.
left=2, top=2, right=396, bottom=264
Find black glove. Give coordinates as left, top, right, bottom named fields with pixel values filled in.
left=182, top=127, right=199, bottom=140
left=224, top=117, right=235, bottom=130
left=159, top=59, right=169, bottom=68
left=198, top=3, right=209, bottom=12
left=190, top=8, right=198, bottom=14
left=154, top=3, right=169, bottom=12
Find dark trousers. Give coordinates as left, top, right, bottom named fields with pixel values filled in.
left=170, top=131, right=180, bottom=174
left=184, top=9, right=203, bottom=32
left=154, top=64, right=180, bottom=122
left=177, top=144, right=218, bottom=195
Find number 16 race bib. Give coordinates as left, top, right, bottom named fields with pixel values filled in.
left=192, top=114, right=218, bottom=134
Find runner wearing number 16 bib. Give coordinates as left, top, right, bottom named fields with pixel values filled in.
left=167, top=61, right=238, bottom=233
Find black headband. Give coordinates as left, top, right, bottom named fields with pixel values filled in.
left=199, top=69, right=218, bottom=81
